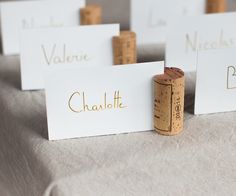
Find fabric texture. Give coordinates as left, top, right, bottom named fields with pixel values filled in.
left=1, top=47, right=236, bottom=196
left=1, top=0, right=236, bottom=195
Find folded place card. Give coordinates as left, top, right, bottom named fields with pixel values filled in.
left=45, top=61, right=164, bottom=140
left=166, top=13, right=236, bottom=72
left=20, top=24, right=120, bottom=90
left=0, top=0, right=85, bottom=55
left=130, top=0, right=205, bottom=45
left=195, top=48, right=236, bottom=115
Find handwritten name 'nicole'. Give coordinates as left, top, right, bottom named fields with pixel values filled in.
left=41, top=44, right=91, bottom=65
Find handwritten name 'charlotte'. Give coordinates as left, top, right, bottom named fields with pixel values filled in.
left=68, top=91, right=127, bottom=113
left=41, top=44, right=91, bottom=65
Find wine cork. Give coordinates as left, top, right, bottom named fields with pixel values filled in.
left=153, top=67, right=185, bottom=136
left=80, top=5, right=102, bottom=25
left=112, top=31, right=137, bottom=65
left=207, top=0, right=226, bottom=13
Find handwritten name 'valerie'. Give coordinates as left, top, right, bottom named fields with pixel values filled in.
left=41, top=44, right=91, bottom=65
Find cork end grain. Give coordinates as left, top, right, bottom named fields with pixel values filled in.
left=154, top=67, right=184, bottom=81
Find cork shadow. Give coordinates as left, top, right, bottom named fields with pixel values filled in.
left=0, top=56, right=22, bottom=90
left=137, top=44, right=165, bottom=63
left=184, top=72, right=196, bottom=115
left=184, top=93, right=195, bottom=114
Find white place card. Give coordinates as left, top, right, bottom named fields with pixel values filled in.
left=0, top=0, right=85, bottom=55
left=45, top=61, right=164, bottom=140
left=228, top=0, right=236, bottom=11
left=166, top=13, right=236, bottom=72
left=195, top=48, right=236, bottom=115
left=130, top=0, right=205, bottom=45
left=20, top=24, right=120, bottom=90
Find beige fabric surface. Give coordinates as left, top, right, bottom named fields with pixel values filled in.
left=1, top=53, right=236, bottom=196
left=1, top=0, right=236, bottom=195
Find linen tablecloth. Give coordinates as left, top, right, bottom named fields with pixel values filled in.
left=1, top=49, right=236, bottom=196
left=1, top=0, right=236, bottom=195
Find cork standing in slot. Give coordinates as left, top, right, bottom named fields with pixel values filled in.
left=207, top=0, right=226, bottom=13
left=80, top=5, right=102, bottom=25
left=112, top=31, right=137, bottom=65
left=153, top=67, right=185, bottom=136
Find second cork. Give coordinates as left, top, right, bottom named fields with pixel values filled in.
left=112, top=31, right=137, bottom=65
left=80, top=5, right=102, bottom=25
left=206, top=0, right=226, bottom=13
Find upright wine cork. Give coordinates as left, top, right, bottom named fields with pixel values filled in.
left=153, top=67, right=185, bottom=136
left=112, top=31, right=137, bottom=65
left=80, top=5, right=102, bottom=25
left=207, top=0, right=226, bottom=13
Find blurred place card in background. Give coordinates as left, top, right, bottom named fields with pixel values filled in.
left=195, top=48, right=236, bottom=115
left=130, top=0, right=205, bottom=45
left=0, top=0, right=85, bottom=55
left=166, top=13, right=236, bottom=72
left=228, top=0, right=236, bottom=11
left=20, top=24, right=119, bottom=90
left=45, top=61, right=164, bottom=140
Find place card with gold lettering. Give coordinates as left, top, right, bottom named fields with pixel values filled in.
left=131, top=0, right=205, bottom=45
left=45, top=61, right=164, bottom=140
left=166, top=13, right=236, bottom=72
left=0, top=0, right=85, bottom=55
left=195, top=47, right=236, bottom=115
left=20, top=24, right=119, bottom=90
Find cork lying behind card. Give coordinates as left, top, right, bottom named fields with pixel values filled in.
left=0, top=0, right=85, bottom=55
left=195, top=48, right=236, bottom=115
left=20, top=24, right=119, bottom=91
left=45, top=61, right=164, bottom=140
left=166, top=13, right=236, bottom=72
